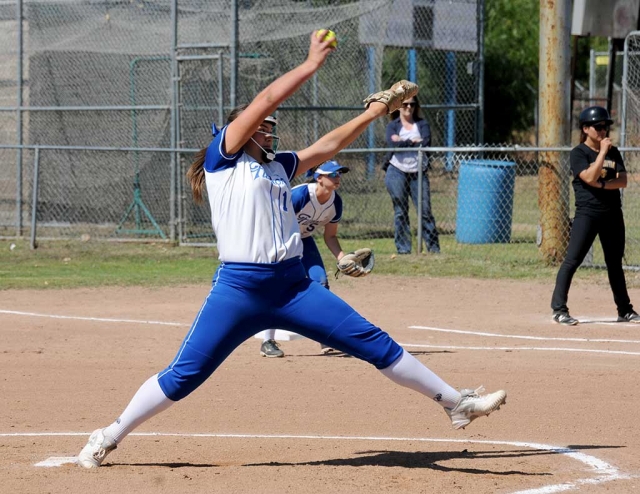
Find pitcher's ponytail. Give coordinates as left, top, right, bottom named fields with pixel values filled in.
left=187, top=148, right=208, bottom=204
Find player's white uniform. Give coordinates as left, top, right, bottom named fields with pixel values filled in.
left=293, top=182, right=342, bottom=239
left=204, top=126, right=303, bottom=263
left=157, top=125, right=402, bottom=401
left=291, top=182, right=342, bottom=287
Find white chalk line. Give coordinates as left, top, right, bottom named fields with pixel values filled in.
left=400, top=343, right=640, bottom=356
left=0, top=309, right=187, bottom=327
left=34, top=457, right=78, bottom=467
left=3, top=309, right=640, bottom=356
left=0, top=308, right=636, bottom=491
left=409, top=326, right=640, bottom=344
left=4, top=309, right=639, bottom=345
left=6, top=432, right=628, bottom=493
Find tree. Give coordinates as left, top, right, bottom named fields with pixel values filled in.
left=484, top=0, right=539, bottom=143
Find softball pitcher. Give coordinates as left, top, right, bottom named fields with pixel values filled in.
left=78, top=31, right=507, bottom=469
left=259, top=159, right=354, bottom=357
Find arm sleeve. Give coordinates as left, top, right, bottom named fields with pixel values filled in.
left=610, top=147, right=626, bottom=173
left=418, top=119, right=431, bottom=147
left=330, top=194, right=343, bottom=223
left=204, top=126, right=241, bottom=172
left=291, top=184, right=310, bottom=214
left=385, top=121, right=396, bottom=145
left=385, top=120, right=413, bottom=148
left=569, top=146, right=590, bottom=179
left=275, top=151, right=300, bottom=181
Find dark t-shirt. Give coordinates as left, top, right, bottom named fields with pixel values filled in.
left=569, top=143, right=625, bottom=213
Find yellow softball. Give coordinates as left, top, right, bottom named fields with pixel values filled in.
left=316, top=29, right=338, bottom=48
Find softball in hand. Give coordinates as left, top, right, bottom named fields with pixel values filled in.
left=316, top=29, right=338, bottom=48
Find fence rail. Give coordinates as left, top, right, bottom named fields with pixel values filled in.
left=3, top=143, right=640, bottom=269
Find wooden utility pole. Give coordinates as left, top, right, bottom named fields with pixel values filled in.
left=538, top=0, right=572, bottom=264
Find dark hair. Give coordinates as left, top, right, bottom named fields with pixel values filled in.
left=187, top=104, right=248, bottom=203
left=580, top=127, right=588, bottom=143
left=226, top=104, right=249, bottom=123
left=389, top=94, right=422, bottom=121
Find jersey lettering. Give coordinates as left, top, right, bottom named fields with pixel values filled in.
left=292, top=184, right=343, bottom=239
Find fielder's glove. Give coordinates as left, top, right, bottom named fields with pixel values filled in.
left=363, top=80, right=419, bottom=114
left=335, top=248, right=375, bottom=278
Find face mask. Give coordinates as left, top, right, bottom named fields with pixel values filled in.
left=250, top=137, right=275, bottom=163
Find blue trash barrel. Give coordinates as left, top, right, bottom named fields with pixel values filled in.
left=456, top=160, right=516, bottom=244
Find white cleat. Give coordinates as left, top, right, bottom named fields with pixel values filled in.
left=445, top=386, right=507, bottom=430
left=320, top=344, right=335, bottom=354
left=77, top=428, right=117, bottom=469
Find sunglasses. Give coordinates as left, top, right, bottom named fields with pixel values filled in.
left=402, top=102, right=416, bottom=108
left=324, top=171, right=341, bottom=178
left=591, top=124, right=609, bottom=132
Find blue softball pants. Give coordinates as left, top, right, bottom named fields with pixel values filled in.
left=157, top=257, right=403, bottom=401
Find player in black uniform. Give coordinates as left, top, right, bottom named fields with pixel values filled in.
left=551, top=106, right=640, bottom=326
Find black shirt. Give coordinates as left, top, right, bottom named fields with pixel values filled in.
left=569, top=142, right=625, bottom=214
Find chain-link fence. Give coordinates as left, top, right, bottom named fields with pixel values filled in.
left=4, top=1, right=640, bottom=268
left=0, top=0, right=484, bottom=238
left=623, top=32, right=640, bottom=148
left=578, top=49, right=624, bottom=114
left=6, top=143, right=640, bottom=269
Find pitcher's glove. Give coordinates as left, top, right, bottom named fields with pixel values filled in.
left=363, top=80, right=419, bottom=114
left=335, top=248, right=375, bottom=278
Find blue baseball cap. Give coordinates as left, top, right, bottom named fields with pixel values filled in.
left=313, top=160, right=350, bottom=179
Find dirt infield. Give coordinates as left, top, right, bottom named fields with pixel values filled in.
left=2, top=275, right=640, bottom=493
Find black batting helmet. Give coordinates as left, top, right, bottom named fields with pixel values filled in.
left=578, top=106, right=613, bottom=128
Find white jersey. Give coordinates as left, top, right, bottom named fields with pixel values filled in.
left=203, top=126, right=303, bottom=263
left=389, top=123, right=421, bottom=173
left=292, top=183, right=343, bottom=239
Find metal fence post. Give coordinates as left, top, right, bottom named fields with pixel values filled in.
left=16, top=0, right=24, bottom=237
left=366, top=46, right=376, bottom=179
left=230, top=0, right=238, bottom=108
left=416, top=149, right=424, bottom=254
left=476, top=0, right=485, bottom=145
left=589, top=49, right=596, bottom=106
left=169, top=0, right=178, bottom=243
left=30, top=147, right=40, bottom=250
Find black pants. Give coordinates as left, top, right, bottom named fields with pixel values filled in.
left=551, top=209, right=633, bottom=317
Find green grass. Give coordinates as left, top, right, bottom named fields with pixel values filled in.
left=5, top=168, right=640, bottom=290
left=2, top=237, right=629, bottom=290
left=0, top=240, right=218, bottom=289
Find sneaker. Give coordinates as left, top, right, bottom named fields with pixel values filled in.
left=552, top=312, right=578, bottom=326
left=77, top=428, right=117, bottom=469
left=617, top=310, right=640, bottom=323
left=445, top=386, right=507, bottom=430
left=320, top=344, right=335, bottom=354
left=260, top=339, right=284, bottom=358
